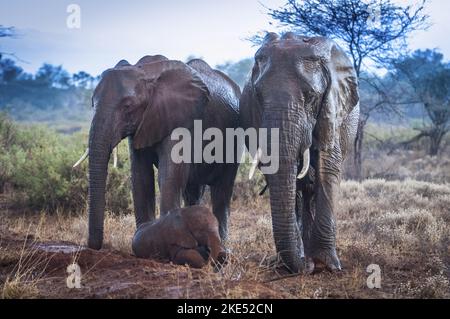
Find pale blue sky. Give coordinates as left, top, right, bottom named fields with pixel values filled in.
left=1, top=0, right=449, bottom=75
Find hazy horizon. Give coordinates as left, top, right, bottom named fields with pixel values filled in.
left=1, top=0, right=450, bottom=76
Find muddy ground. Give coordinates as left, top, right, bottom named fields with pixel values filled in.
left=0, top=230, right=292, bottom=299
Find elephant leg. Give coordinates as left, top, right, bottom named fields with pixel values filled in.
left=301, top=188, right=314, bottom=255
left=295, top=189, right=303, bottom=243
left=183, top=183, right=205, bottom=206
left=296, top=150, right=317, bottom=255
left=295, top=171, right=315, bottom=273
left=157, top=139, right=190, bottom=215
left=210, top=164, right=238, bottom=241
left=129, top=139, right=156, bottom=227
left=310, top=146, right=342, bottom=272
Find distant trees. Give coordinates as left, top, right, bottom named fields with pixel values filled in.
left=0, top=58, right=23, bottom=83
left=265, top=0, right=430, bottom=179
left=0, top=23, right=96, bottom=122
left=394, top=50, right=450, bottom=156
left=72, top=71, right=96, bottom=89
left=0, top=58, right=96, bottom=89
left=35, top=64, right=72, bottom=89
left=0, top=57, right=96, bottom=121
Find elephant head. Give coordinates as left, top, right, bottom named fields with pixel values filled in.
left=80, top=56, right=210, bottom=250
left=240, top=33, right=359, bottom=273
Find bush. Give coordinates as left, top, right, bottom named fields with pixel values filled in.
left=0, top=113, right=132, bottom=213
left=0, top=112, right=29, bottom=192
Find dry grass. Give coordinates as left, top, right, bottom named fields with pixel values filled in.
left=0, top=233, right=46, bottom=299
left=363, top=151, right=450, bottom=183
left=1, top=179, right=449, bottom=298
left=335, top=179, right=450, bottom=298
left=2, top=277, right=39, bottom=299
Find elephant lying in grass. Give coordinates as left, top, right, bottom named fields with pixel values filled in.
left=132, top=205, right=227, bottom=268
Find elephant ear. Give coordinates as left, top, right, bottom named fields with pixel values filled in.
left=240, top=74, right=264, bottom=156
left=240, top=81, right=262, bottom=131
left=133, top=63, right=210, bottom=149
left=317, top=41, right=359, bottom=151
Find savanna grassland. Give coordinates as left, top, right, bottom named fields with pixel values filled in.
left=0, top=115, right=449, bottom=299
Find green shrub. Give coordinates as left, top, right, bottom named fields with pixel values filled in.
left=0, top=113, right=132, bottom=213
left=0, top=112, right=26, bottom=192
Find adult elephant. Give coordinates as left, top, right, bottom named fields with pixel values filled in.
left=76, top=55, right=241, bottom=250
left=240, top=33, right=359, bottom=273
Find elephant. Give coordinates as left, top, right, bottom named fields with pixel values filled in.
left=75, top=55, right=241, bottom=250
left=132, top=205, right=227, bottom=268
left=240, top=32, right=360, bottom=273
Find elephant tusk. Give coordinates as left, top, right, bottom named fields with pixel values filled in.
left=297, top=149, right=310, bottom=179
left=73, top=148, right=89, bottom=168
left=113, top=147, right=118, bottom=168
left=249, top=148, right=262, bottom=180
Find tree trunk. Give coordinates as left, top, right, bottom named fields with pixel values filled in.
left=429, top=129, right=445, bottom=156
left=352, top=119, right=365, bottom=181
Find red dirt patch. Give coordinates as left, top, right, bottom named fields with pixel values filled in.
left=0, top=231, right=289, bottom=299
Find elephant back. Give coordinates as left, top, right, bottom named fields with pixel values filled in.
left=187, top=59, right=241, bottom=115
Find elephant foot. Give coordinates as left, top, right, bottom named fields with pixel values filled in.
left=212, top=251, right=228, bottom=272
left=304, top=257, right=315, bottom=274
left=310, top=248, right=342, bottom=273
left=210, top=247, right=229, bottom=272
left=217, top=250, right=228, bottom=265
left=261, top=254, right=280, bottom=269
left=261, top=254, right=314, bottom=275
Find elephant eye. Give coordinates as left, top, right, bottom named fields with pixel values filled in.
left=122, top=97, right=135, bottom=109
left=121, top=103, right=131, bottom=110
left=303, top=90, right=318, bottom=110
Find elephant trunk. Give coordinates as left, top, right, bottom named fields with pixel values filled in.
left=264, top=111, right=305, bottom=273
left=87, top=113, right=112, bottom=250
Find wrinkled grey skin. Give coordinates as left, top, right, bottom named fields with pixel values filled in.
left=87, top=56, right=240, bottom=250
left=132, top=205, right=227, bottom=268
left=240, top=33, right=360, bottom=273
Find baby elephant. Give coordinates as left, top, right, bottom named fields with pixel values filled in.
left=132, top=205, right=227, bottom=268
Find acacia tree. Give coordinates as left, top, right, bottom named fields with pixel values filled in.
left=394, top=50, right=450, bottom=156
left=265, top=0, right=429, bottom=179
